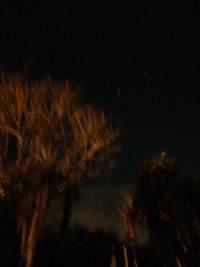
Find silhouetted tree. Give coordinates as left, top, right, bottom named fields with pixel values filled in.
left=0, top=71, right=120, bottom=267
left=135, top=152, right=200, bottom=266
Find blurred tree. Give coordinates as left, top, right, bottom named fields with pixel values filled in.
left=135, top=152, right=200, bottom=266
left=119, top=187, right=139, bottom=267
left=0, top=70, right=120, bottom=267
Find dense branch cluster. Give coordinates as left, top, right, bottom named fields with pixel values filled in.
left=0, top=71, right=120, bottom=267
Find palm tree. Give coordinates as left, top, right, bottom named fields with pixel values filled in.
left=0, top=71, right=120, bottom=267
left=135, top=152, right=200, bottom=266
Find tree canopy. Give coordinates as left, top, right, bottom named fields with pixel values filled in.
left=0, top=71, right=120, bottom=267
left=135, top=152, right=200, bottom=266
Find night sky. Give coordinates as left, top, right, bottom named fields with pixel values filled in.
left=1, top=3, right=200, bottom=228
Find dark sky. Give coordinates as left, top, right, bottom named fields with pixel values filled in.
left=1, top=3, right=200, bottom=228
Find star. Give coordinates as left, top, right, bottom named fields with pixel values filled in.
left=140, top=16, right=145, bottom=24
left=144, top=72, right=149, bottom=79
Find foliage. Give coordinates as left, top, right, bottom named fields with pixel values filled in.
left=135, top=152, right=200, bottom=266
left=0, top=70, right=120, bottom=267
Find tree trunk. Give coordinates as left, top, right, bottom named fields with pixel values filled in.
left=20, top=184, right=48, bottom=267
left=59, top=191, right=72, bottom=238
left=123, top=244, right=129, bottom=267
left=53, top=191, right=72, bottom=266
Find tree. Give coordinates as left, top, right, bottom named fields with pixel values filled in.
left=135, top=152, right=200, bottom=266
left=0, top=71, right=120, bottom=267
left=119, top=188, right=139, bottom=267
